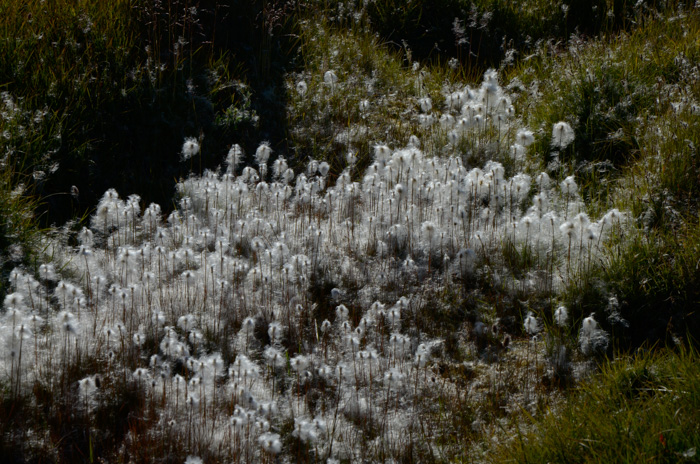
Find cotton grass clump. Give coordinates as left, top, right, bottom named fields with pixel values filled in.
left=0, top=67, right=626, bottom=462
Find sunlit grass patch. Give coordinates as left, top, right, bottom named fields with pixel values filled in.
left=489, top=346, right=700, bottom=463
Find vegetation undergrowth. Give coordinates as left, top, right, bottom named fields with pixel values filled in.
left=489, top=345, right=700, bottom=463
left=504, top=3, right=700, bottom=347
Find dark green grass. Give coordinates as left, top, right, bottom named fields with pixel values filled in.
left=489, top=345, right=700, bottom=463
left=324, top=0, right=669, bottom=72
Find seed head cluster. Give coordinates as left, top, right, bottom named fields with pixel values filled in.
left=0, top=69, right=624, bottom=462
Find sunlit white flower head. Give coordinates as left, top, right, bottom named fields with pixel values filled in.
left=481, top=69, right=500, bottom=105
left=418, top=97, right=432, bottom=113
left=4, top=292, right=25, bottom=311
left=359, top=99, right=370, bottom=113
left=579, top=313, right=608, bottom=356
left=267, top=321, right=283, bottom=343
left=536, top=172, right=551, bottom=190
left=324, top=70, right=338, bottom=87
left=523, top=311, right=539, bottom=335
left=259, top=432, right=282, bottom=454
left=384, top=367, right=405, bottom=389
left=374, top=144, right=392, bottom=162
left=581, top=314, right=597, bottom=335
left=320, top=319, right=332, bottom=333
left=255, top=143, right=272, bottom=166
left=181, top=137, right=200, bottom=161
left=516, top=129, right=535, bottom=147
left=226, top=144, right=244, bottom=172
left=242, top=316, right=256, bottom=333
left=510, top=143, right=526, bottom=162
left=551, top=121, right=575, bottom=149
left=560, top=175, right=578, bottom=196
left=554, top=306, right=569, bottom=327
left=318, top=161, right=330, bottom=177
left=39, top=263, right=56, bottom=281
left=335, top=304, right=349, bottom=321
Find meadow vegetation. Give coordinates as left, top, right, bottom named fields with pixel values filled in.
left=1, top=0, right=699, bottom=462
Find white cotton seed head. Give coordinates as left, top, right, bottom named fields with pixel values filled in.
left=523, top=312, right=539, bottom=335
left=335, top=304, right=349, bottom=321
left=582, top=314, right=597, bottom=335
left=560, top=175, right=578, bottom=196
left=359, top=99, right=370, bottom=112
left=318, top=161, right=330, bottom=177
left=324, top=70, right=338, bottom=86
left=4, top=292, right=25, bottom=310
left=419, top=97, right=432, bottom=113
left=255, top=143, right=272, bottom=165
left=320, top=319, right=332, bottom=333
left=536, top=172, right=551, bottom=190
left=551, top=121, right=575, bottom=149
left=182, top=137, right=200, bottom=161
left=242, top=316, right=256, bottom=333
left=226, top=144, right=244, bottom=171
left=554, top=306, right=569, bottom=327
left=259, top=432, right=282, bottom=454
left=374, top=145, right=391, bottom=162
left=510, top=143, right=526, bottom=162
left=267, top=321, right=283, bottom=343
left=516, top=129, right=535, bottom=147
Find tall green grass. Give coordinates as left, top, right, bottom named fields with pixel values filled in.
left=0, top=0, right=289, bottom=231
left=489, top=346, right=700, bottom=463
left=500, top=3, right=700, bottom=347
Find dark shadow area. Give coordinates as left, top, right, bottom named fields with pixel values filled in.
left=35, top=0, right=301, bottom=228
left=364, top=0, right=655, bottom=73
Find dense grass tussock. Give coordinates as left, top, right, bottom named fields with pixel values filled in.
left=490, top=346, right=700, bottom=463
left=1, top=0, right=700, bottom=462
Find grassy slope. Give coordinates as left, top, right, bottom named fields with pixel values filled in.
left=489, top=346, right=700, bottom=463
left=490, top=5, right=700, bottom=460
left=505, top=5, right=700, bottom=347
left=1, top=0, right=699, bottom=462
left=298, top=2, right=700, bottom=461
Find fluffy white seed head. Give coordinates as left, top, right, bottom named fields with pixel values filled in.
left=523, top=312, right=539, bottom=335
left=551, top=121, right=575, bottom=149
left=324, top=70, right=338, bottom=87
left=255, top=143, right=272, bottom=166
left=554, top=306, right=569, bottom=327
left=182, top=137, right=200, bottom=161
